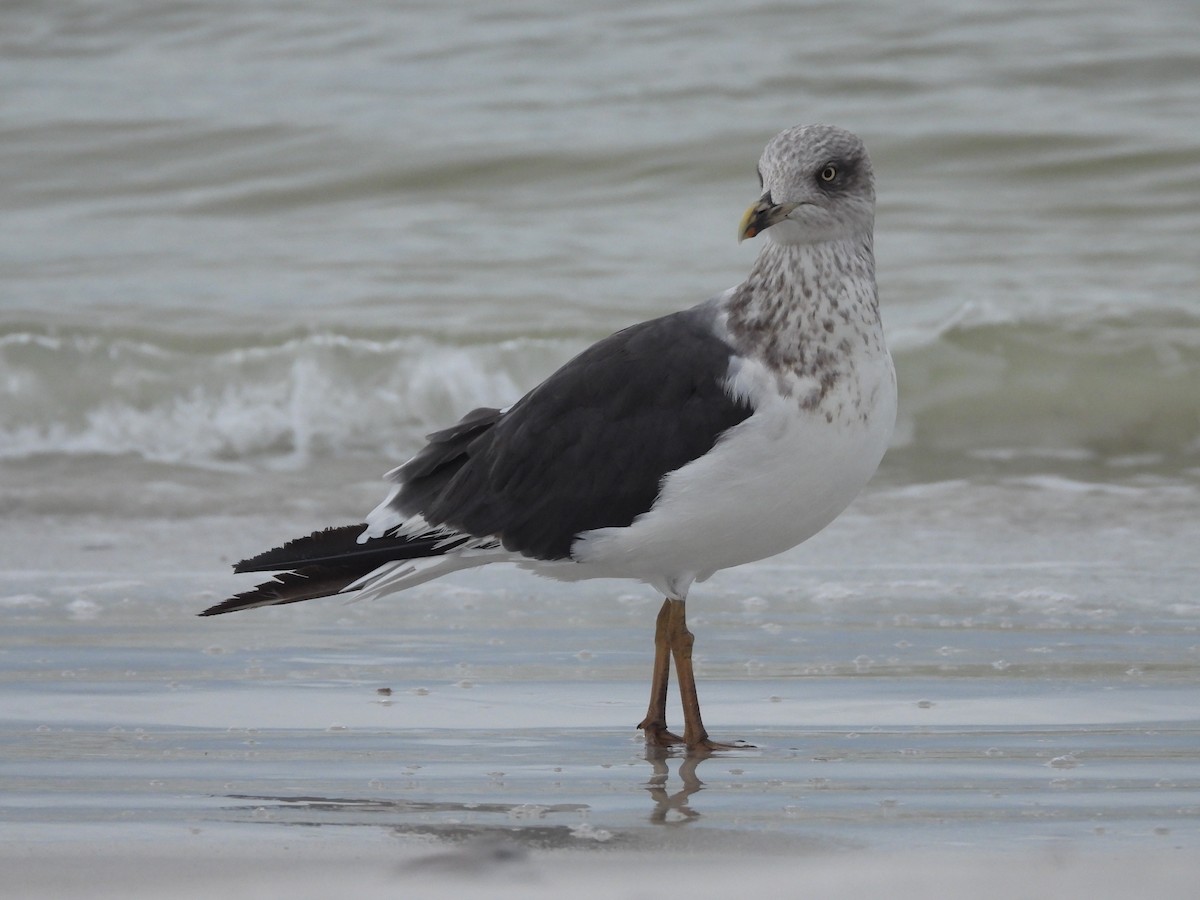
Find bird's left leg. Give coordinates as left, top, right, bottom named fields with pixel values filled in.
left=667, top=598, right=747, bottom=753
left=638, top=598, right=684, bottom=746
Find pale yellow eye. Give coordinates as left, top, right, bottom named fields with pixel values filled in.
left=820, top=165, right=838, bottom=182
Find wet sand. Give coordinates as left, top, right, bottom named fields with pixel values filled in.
left=3, top=481, right=1198, bottom=897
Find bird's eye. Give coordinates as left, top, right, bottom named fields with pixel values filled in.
left=820, top=165, right=838, bottom=183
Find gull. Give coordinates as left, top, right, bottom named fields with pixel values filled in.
left=202, top=124, right=897, bottom=753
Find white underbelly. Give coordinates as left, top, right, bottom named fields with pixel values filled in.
left=569, top=352, right=896, bottom=595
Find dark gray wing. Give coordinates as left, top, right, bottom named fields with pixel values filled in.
left=387, top=306, right=754, bottom=560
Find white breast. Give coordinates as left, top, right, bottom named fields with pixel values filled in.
left=569, top=350, right=897, bottom=598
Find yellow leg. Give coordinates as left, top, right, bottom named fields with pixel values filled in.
left=666, top=599, right=709, bottom=748
left=638, top=598, right=684, bottom=746
left=667, top=598, right=748, bottom=754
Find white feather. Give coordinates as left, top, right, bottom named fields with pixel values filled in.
left=569, top=350, right=896, bottom=598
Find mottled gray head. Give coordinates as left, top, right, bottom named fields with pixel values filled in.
left=738, top=124, right=875, bottom=247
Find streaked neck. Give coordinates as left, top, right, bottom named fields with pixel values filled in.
left=725, top=236, right=881, bottom=373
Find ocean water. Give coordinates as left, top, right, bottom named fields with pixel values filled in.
left=2, top=1, right=1199, bottom=895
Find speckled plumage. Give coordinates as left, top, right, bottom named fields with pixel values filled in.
left=727, top=239, right=880, bottom=412
left=727, top=125, right=882, bottom=412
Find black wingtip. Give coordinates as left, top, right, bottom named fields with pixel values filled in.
left=200, top=567, right=364, bottom=616
left=197, top=604, right=228, bottom=617
left=209, top=524, right=468, bottom=617
left=233, top=524, right=367, bottom=573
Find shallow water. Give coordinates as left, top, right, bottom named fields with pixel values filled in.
left=2, top=0, right=1199, bottom=895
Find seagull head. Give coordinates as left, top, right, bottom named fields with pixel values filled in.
left=738, top=124, right=875, bottom=247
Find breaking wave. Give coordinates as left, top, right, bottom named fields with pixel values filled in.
left=3, top=307, right=1198, bottom=476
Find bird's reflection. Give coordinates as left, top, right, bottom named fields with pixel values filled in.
left=643, top=746, right=708, bottom=825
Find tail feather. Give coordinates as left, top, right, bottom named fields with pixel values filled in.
left=234, top=524, right=458, bottom=574
left=199, top=567, right=363, bottom=616
left=202, top=522, right=471, bottom=617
